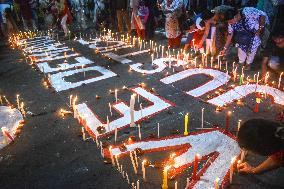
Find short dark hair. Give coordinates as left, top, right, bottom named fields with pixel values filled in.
left=223, top=8, right=239, bottom=21
left=271, top=25, right=284, bottom=38
left=201, top=10, right=214, bottom=21
left=237, top=119, right=284, bottom=156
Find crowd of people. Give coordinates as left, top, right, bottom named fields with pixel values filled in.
left=0, top=0, right=283, bottom=74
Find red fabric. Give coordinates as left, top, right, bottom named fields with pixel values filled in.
left=270, top=151, right=284, bottom=166
left=134, top=18, right=145, bottom=39
left=168, top=35, right=181, bottom=48
left=60, top=1, right=73, bottom=24
left=190, top=30, right=204, bottom=47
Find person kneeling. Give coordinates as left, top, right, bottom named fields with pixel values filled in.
left=237, top=119, right=284, bottom=174
left=262, top=26, right=284, bottom=77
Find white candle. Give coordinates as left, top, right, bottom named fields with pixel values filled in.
left=109, top=146, right=115, bottom=166
left=94, top=134, right=99, bottom=147
left=130, top=94, right=135, bottom=127
left=214, top=178, right=220, bottom=189
left=130, top=151, right=138, bottom=174
left=194, top=57, right=197, bottom=67
left=109, top=103, right=112, bottom=116
left=115, top=89, right=118, bottom=103
left=16, top=94, right=20, bottom=110
left=162, top=46, right=164, bottom=58
left=134, top=150, right=138, bottom=169
left=158, top=123, right=160, bottom=138
left=151, top=54, right=154, bottom=65
left=100, top=141, right=104, bottom=157
left=174, top=181, right=178, bottom=189
left=137, top=180, right=140, bottom=189
left=140, top=103, right=143, bottom=117
left=82, top=127, right=86, bottom=141
left=138, top=124, right=141, bottom=140
left=115, top=155, right=120, bottom=169
left=107, top=116, right=110, bottom=132
left=142, top=160, right=146, bottom=181
left=115, top=126, right=118, bottom=142
left=237, top=120, right=242, bottom=131
left=211, top=57, right=213, bottom=68
left=278, top=72, right=283, bottom=88
left=256, top=72, right=260, bottom=84
left=240, top=150, right=247, bottom=163
left=201, top=108, right=204, bottom=128
left=230, top=156, right=236, bottom=184
left=126, top=172, right=130, bottom=184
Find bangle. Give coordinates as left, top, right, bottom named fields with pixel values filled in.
left=259, top=25, right=265, bottom=29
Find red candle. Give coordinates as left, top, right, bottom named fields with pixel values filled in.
left=192, top=154, right=200, bottom=180
left=225, top=111, right=232, bottom=131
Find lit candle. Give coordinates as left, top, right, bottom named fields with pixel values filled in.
left=162, top=166, right=170, bottom=189
left=115, top=89, right=118, bottom=103
left=174, top=181, right=178, bottom=189
left=138, top=124, right=141, bottom=140
left=151, top=54, right=154, bottom=66
left=278, top=72, right=283, bottom=88
left=130, top=151, right=138, bottom=174
left=109, top=103, right=112, bottom=116
left=162, top=46, right=164, bottom=57
left=214, top=178, right=220, bottom=189
left=230, top=156, right=236, bottom=184
left=126, top=172, right=130, bottom=184
left=240, top=149, right=247, bottom=163
left=237, top=120, right=242, bottom=131
left=137, top=180, right=140, bottom=189
left=184, top=113, right=189, bottom=136
left=16, top=94, right=20, bottom=110
left=192, top=154, right=200, bottom=180
left=142, top=160, right=146, bottom=181
left=194, top=57, right=197, bottom=67
left=115, top=155, right=120, bottom=169
left=211, top=57, right=213, bottom=68
left=20, top=102, right=26, bottom=117
left=109, top=146, right=115, bottom=166
left=82, top=127, right=86, bottom=141
left=134, top=150, right=138, bottom=169
left=225, top=111, right=232, bottom=131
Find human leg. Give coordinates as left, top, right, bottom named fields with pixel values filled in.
left=61, top=14, right=68, bottom=36
left=117, top=10, right=123, bottom=32
left=238, top=47, right=247, bottom=64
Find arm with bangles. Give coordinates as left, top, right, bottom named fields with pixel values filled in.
left=237, top=154, right=284, bottom=174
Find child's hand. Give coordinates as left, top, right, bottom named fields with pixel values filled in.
left=237, top=162, right=255, bottom=174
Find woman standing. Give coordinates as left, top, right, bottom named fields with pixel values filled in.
left=221, top=7, right=269, bottom=69
left=131, top=0, right=149, bottom=39
left=161, top=0, right=183, bottom=48
left=58, top=0, right=72, bottom=37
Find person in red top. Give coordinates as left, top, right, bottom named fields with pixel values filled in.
left=237, top=119, right=284, bottom=174
left=57, top=0, right=72, bottom=37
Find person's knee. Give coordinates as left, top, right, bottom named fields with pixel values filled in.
left=268, top=56, right=281, bottom=70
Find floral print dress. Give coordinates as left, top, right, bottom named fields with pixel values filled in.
left=161, top=0, right=183, bottom=39
left=228, top=7, right=269, bottom=53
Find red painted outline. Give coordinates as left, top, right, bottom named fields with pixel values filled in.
left=102, top=128, right=238, bottom=188
left=76, top=86, right=175, bottom=139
